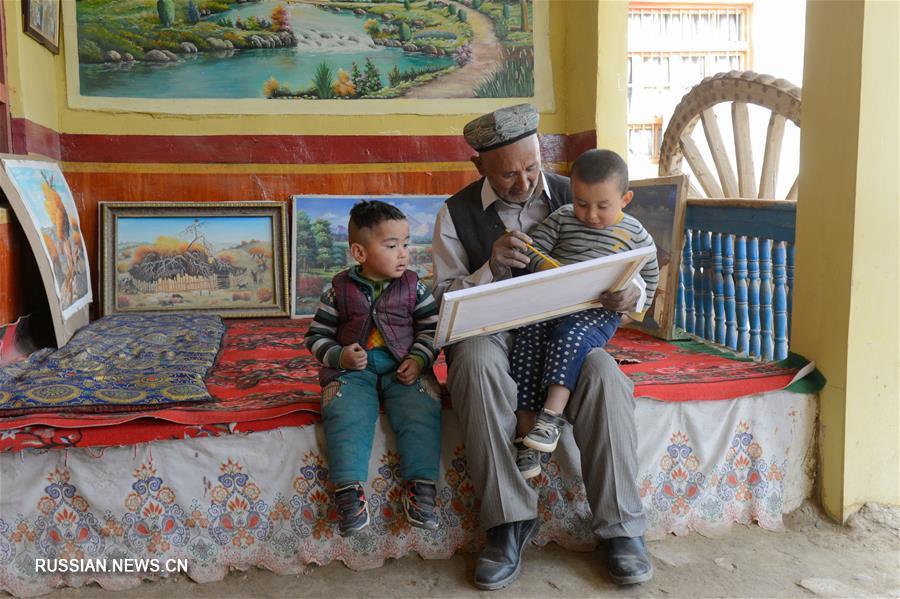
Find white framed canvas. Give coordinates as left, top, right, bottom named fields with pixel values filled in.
left=434, top=245, right=656, bottom=348
left=0, top=155, right=92, bottom=347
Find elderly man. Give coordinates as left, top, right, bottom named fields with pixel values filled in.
left=432, top=104, right=653, bottom=589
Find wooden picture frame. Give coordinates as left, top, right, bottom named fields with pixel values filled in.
left=291, top=194, right=446, bottom=318
left=23, top=0, right=60, bottom=54
left=0, top=154, right=91, bottom=347
left=434, top=246, right=656, bottom=348
left=624, top=175, right=689, bottom=340
left=100, top=202, right=290, bottom=318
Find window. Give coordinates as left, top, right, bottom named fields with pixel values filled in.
left=627, top=3, right=751, bottom=170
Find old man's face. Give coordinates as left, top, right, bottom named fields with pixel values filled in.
left=472, top=135, right=542, bottom=205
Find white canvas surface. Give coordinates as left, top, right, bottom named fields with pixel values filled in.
left=435, top=245, right=656, bottom=348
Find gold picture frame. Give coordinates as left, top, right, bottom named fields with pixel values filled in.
left=100, top=202, right=290, bottom=318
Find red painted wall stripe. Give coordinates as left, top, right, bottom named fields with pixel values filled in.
left=11, top=118, right=62, bottom=160
left=10, top=119, right=592, bottom=166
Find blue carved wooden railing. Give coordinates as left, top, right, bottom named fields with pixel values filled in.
left=674, top=199, right=796, bottom=361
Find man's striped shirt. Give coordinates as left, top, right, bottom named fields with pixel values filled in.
left=527, top=205, right=660, bottom=313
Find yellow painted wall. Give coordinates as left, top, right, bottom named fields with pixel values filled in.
left=842, top=0, right=900, bottom=512
left=4, top=0, right=60, bottom=131
left=594, top=0, right=627, bottom=155
left=794, top=0, right=900, bottom=521
left=5, top=0, right=628, bottom=140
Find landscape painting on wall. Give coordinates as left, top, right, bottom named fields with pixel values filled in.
left=65, top=0, right=551, bottom=112
left=0, top=157, right=92, bottom=347
left=100, top=202, right=289, bottom=318
left=292, top=195, right=445, bottom=316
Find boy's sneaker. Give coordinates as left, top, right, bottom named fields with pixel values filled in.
left=403, top=479, right=440, bottom=531
left=334, top=482, right=370, bottom=536
left=515, top=439, right=542, bottom=480
left=523, top=409, right=568, bottom=453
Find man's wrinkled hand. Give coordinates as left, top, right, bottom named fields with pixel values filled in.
left=396, top=358, right=422, bottom=385
left=339, top=343, right=368, bottom=370
left=600, top=285, right=640, bottom=312
left=489, top=230, right=532, bottom=276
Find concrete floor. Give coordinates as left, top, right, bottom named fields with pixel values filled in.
left=18, top=502, right=900, bottom=599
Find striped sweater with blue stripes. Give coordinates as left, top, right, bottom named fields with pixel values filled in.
left=527, top=204, right=660, bottom=313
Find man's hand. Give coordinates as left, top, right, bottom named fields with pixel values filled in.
left=396, top=358, right=422, bottom=385
left=490, top=230, right=532, bottom=277
left=339, top=343, right=368, bottom=370
left=600, top=285, right=640, bottom=312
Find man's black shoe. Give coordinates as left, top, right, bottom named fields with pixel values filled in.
left=606, top=536, right=654, bottom=585
left=473, top=518, right=540, bottom=590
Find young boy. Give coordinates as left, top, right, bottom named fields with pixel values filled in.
left=304, top=200, right=442, bottom=535
left=511, top=149, right=660, bottom=478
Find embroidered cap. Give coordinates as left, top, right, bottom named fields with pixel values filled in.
left=463, top=103, right=539, bottom=153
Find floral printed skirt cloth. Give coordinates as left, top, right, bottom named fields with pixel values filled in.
left=0, top=389, right=816, bottom=597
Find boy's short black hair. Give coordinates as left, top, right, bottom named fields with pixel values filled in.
left=570, top=149, right=629, bottom=194
left=348, top=200, right=406, bottom=243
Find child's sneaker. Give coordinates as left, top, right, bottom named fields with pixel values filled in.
left=403, top=479, right=440, bottom=531
left=515, top=438, right=542, bottom=479
left=334, top=482, right=370, bottom=536
left=523, top=409, right=568, bottom=452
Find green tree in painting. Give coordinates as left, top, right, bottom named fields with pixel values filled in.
left=157, top=0, right=175, bottom=27
left=388, top=65, right=402, bottom=87
left=502, top=2, right=511, bottom=20
left=363, top=58, right=383, bottom=94
left=399, top=22, right=412, bottom=42
left=272, top=4, right=291, bottom=31
left=312, top=219, right=334, bottom=269
left=295, top=211, right=315, bottom=272
left=313, top=62, right=335, bottom=99
left=458, top=9, right=467, bottom=21
left=403, top=0, right=412, bottom=11
left=186, top=0, right=200, bottom=24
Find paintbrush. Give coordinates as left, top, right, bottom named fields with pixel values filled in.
left=504, top=228, right=561, bottom=268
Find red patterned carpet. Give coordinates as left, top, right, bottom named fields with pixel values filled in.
left=0, top=318, right=813, bottom=451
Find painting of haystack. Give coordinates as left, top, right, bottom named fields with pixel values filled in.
left=2, top=160, right=92, bottom=318
left=111, top=213, right=284, bottom=315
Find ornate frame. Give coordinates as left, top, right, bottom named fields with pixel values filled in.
left=100, top=201, right=290, bottom=318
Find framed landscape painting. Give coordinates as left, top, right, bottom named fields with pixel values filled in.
left=24, top=0, right=61, bottom=53
left=623, top=175, right=689, bottom=340
left=292, top=195, right=446, bottom=317
left=100, top=202, right=289, bottom=318
left=63, top=0, right=553, bottom=114
left=0, top=155, right=91, bottom=347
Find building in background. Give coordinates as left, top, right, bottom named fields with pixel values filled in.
left=627, top=0, right=806, bottom=180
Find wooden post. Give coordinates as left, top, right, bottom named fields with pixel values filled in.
left=760, top=238, right=774, bottom=360
left=692, top=229, right=705, bottom=339
left=773, top=241, right=788, bottom=360
left=735, top=235, right=749, bottom=355
left=712, top=232, right=726, bottom=345
left=682, top=229, right=695, bottom=333
left=748, top=237, right=761, bottom=358
left=723, top=234, right=737, bottom=350
left=701, top=231, right=714, bottom=342
left=786, top=242, right=795, bottom=341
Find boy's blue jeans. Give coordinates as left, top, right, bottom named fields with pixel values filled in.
left=321, top=347, right=441, bottom=486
